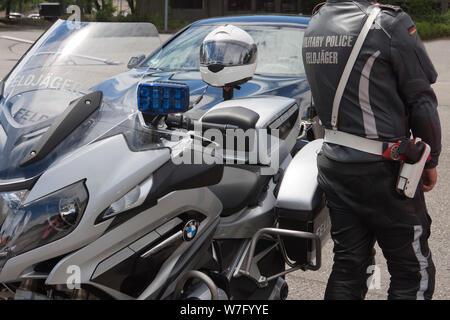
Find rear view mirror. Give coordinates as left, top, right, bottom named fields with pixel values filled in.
left=127, top=54, right=146, bottom=69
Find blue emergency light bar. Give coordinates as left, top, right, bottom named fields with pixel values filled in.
left=138, top=82, right=189, bottom=115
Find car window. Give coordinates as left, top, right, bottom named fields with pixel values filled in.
left=144, top=25, right=305, bottom=76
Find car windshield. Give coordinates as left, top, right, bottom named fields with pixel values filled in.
left=144, top=24, right=305, bottom=76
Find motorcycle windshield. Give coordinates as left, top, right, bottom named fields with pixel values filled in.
left=0, top=20, right=182, bottom=185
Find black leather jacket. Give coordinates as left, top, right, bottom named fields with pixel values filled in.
left=302, top=0, right=441, bottom=168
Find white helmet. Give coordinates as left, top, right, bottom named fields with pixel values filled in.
left=200, top=25, right=257, bottom=87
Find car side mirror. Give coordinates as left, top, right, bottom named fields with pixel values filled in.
left=127, top=54, right=146, bottom=69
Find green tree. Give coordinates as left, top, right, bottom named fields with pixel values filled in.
left=94, top=0, right=115, bottom=21
left=441, top=0, right=448, bottom=13
left=401, top=0, right=437, bottom=17
left=5, top=0, right=13, bottom=17
left=300, top=0, right=323, bottom=15
left=127, top=0, right=136, bottom=15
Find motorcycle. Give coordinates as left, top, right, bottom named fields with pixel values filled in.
left=0, top=20, right=330, bottom=300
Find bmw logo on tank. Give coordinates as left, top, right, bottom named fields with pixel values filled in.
left=183, top=220, right=200, bottom=241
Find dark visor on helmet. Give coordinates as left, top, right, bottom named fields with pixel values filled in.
left=200, top=40, right=257, bottom=67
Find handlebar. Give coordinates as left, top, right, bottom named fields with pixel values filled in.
left=165, top=114, right=239, bottom=133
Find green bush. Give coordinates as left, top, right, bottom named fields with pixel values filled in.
left=400, top=0, right=437, bottom=18
left=115, top=13, right=186, bottom=32
left=116, top=14, right=151, bottom=23
left=98, top=13, right=186, bottom=33
left=300, top=0, right=322, bottom=15
left=416, top=21, right=450, bottom=40
left=95, top=1, right=116, bottom=22
left=423, top=11, right=450, bottom=24
left=415, top=11, right=450, bottom=40
left=150, top=14, right=186, bottom=32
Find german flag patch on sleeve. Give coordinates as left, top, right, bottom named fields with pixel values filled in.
left=408, top=25, right=417, bottom=35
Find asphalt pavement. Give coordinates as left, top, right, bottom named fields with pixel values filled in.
left=0, top=26, right=448, bottom=300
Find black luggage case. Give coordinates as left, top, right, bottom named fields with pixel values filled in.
left=276, top=198, right=330, bottom=266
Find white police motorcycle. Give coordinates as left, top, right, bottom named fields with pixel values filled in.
left=0, top=21, right=329, bottom=300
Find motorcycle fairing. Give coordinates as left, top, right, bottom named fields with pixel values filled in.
left=0, top=20, right=162, bottom=184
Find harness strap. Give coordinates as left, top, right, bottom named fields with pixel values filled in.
left=331, top=6, right=381, bottom=130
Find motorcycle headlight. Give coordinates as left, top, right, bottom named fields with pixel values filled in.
left=0, top=181, right=88, bottom=268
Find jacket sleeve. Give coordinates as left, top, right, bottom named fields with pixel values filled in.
left=389, top=12, right=442, bottom=169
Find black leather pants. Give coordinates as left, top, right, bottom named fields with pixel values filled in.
left=317, top=153, right=435, bottom=300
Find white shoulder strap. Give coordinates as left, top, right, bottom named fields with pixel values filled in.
left=331, top=6, right=381, bottom=130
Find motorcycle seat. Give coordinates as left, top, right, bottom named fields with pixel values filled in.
left=209, top=165, right=271, bottom=217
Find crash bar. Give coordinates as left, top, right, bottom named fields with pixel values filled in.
left=243, top=228, right=322, bottom=280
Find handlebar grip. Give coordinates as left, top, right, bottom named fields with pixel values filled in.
left=165, top=114, right=239, bottom=133
left=195, top=121, right=239, bottom=132
left=165, top=114, right=185, bottom=128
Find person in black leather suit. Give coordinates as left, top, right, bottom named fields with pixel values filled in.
left=302, top=0, right=441, bottom=299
